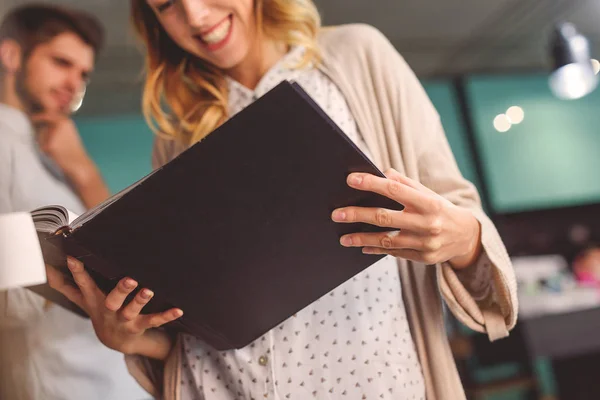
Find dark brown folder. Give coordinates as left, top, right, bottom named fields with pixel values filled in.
left=34, top=81, right=404, bottom=350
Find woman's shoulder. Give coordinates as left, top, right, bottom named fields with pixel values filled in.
left=318, top=23, right=394, bottom=55
left=319, top=23, right=385, bottom=42
left=151, top=134, right=186, bottom=169
left=316, top=23, right=413, bottom=86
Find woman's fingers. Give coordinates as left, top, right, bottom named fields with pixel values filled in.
left=384, top=168, right=438, bottom=196
left=119, top=288, right=153, bottom=321
left=64, top=257, right=182, bottom=332
left=345, top=173, right=428, bottom=212
left=332, top=206, right=428, bottom=232
left=67, top=257, right=103, bottom=307
left=105, top=277, right=139, bottom=312
left=340, top=230, right=440, bottom=253
left=137, top=308, right=183, bottom=331
left=45, top=264, right=85, bottom=310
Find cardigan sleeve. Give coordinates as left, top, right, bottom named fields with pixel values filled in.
left=356, top=24, right=518, bottom=340
left=124, top=334, right=184, bottom=400
left=410, top=73, right=517, bottom=341
left=424, top=113, right=517, bottom=341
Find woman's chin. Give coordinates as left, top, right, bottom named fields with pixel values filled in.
left=185, top=38, right=249, bottom=75
left=211, top=50, right=249, bottom=72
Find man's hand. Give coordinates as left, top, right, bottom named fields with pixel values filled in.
left=32, top=114, right=90, bottom=181
left=32, top=113, right=110, bottom=208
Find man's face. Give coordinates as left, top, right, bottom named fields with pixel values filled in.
left=17, top=32, right=95, bottom=115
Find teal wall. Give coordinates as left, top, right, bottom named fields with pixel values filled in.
left=422, top=81, right=481, bottom=191
left=76, top=115, right=154, bottom=194
left=466, top=74, right=600, bottom=213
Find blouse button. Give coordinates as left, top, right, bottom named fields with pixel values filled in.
left=258, top=355, right=268, bottom=366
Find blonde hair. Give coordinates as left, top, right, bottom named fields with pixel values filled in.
left=130, top=0, right=321, bottom=146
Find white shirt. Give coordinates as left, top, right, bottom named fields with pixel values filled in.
left=179, top=47, right=427, bottom=400
left=0, top=104, right=149, bottom=400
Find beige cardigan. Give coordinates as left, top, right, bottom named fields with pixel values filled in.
left=126, top=24, right=518, bottom=400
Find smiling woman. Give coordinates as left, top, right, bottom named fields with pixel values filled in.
left=131, top=0, right=320, bottom=144
left=45, top=1, right=519, bottom=400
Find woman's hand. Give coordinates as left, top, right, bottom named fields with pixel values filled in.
left=46, top=257, right=183, bottom=360
left=332, top=169, right=482, bottom=269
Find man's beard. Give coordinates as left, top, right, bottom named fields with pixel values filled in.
left=14, top=69, right=70, bottom=116
left=14, top=69, right=45, bottom=114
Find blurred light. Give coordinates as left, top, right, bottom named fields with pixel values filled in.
left=70, top=84, right=86, bottom=113
left=506, top=106, right=524, bottom=124
left=493, top=114, right=511, bottom=132
left=549, top=22, right=598, bottom=100
left=569, top=224, right=591, bottom=245
left=550, top=63, right=598, bottom=100
left=592, top=59, right=600, bottom=75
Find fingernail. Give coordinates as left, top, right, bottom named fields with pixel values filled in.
left=340, top=236, right=353, bottom=246
left=124, top=279, right=137, bottom=289
left=174, top=309, right=183, bottom=317
left=332, top=210, right=346, bottom=221
left=67, top=257, right=80, bottom=271
left=362, top=247, right=375, bottom=254
left=349, top=174, right=363, bottom=185
left=140, top=289, right=153, bottom=299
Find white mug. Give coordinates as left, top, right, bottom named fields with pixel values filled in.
left=0, top=212, right=46, bottom=290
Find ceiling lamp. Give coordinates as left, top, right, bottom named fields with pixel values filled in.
left=548, top=22, right=598, bottom=100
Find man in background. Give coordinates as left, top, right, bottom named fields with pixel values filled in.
left=0, top=4, right=148, bottom=399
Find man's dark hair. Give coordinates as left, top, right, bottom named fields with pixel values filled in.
left=0, top=3, right=105, bottom=58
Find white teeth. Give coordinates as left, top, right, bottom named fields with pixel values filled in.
left=201, top=18, right=231, bottom=45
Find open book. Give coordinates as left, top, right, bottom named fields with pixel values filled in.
left=29, top=81, right=404, bottom=350
left=33, top=166, right=156, bottom=240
